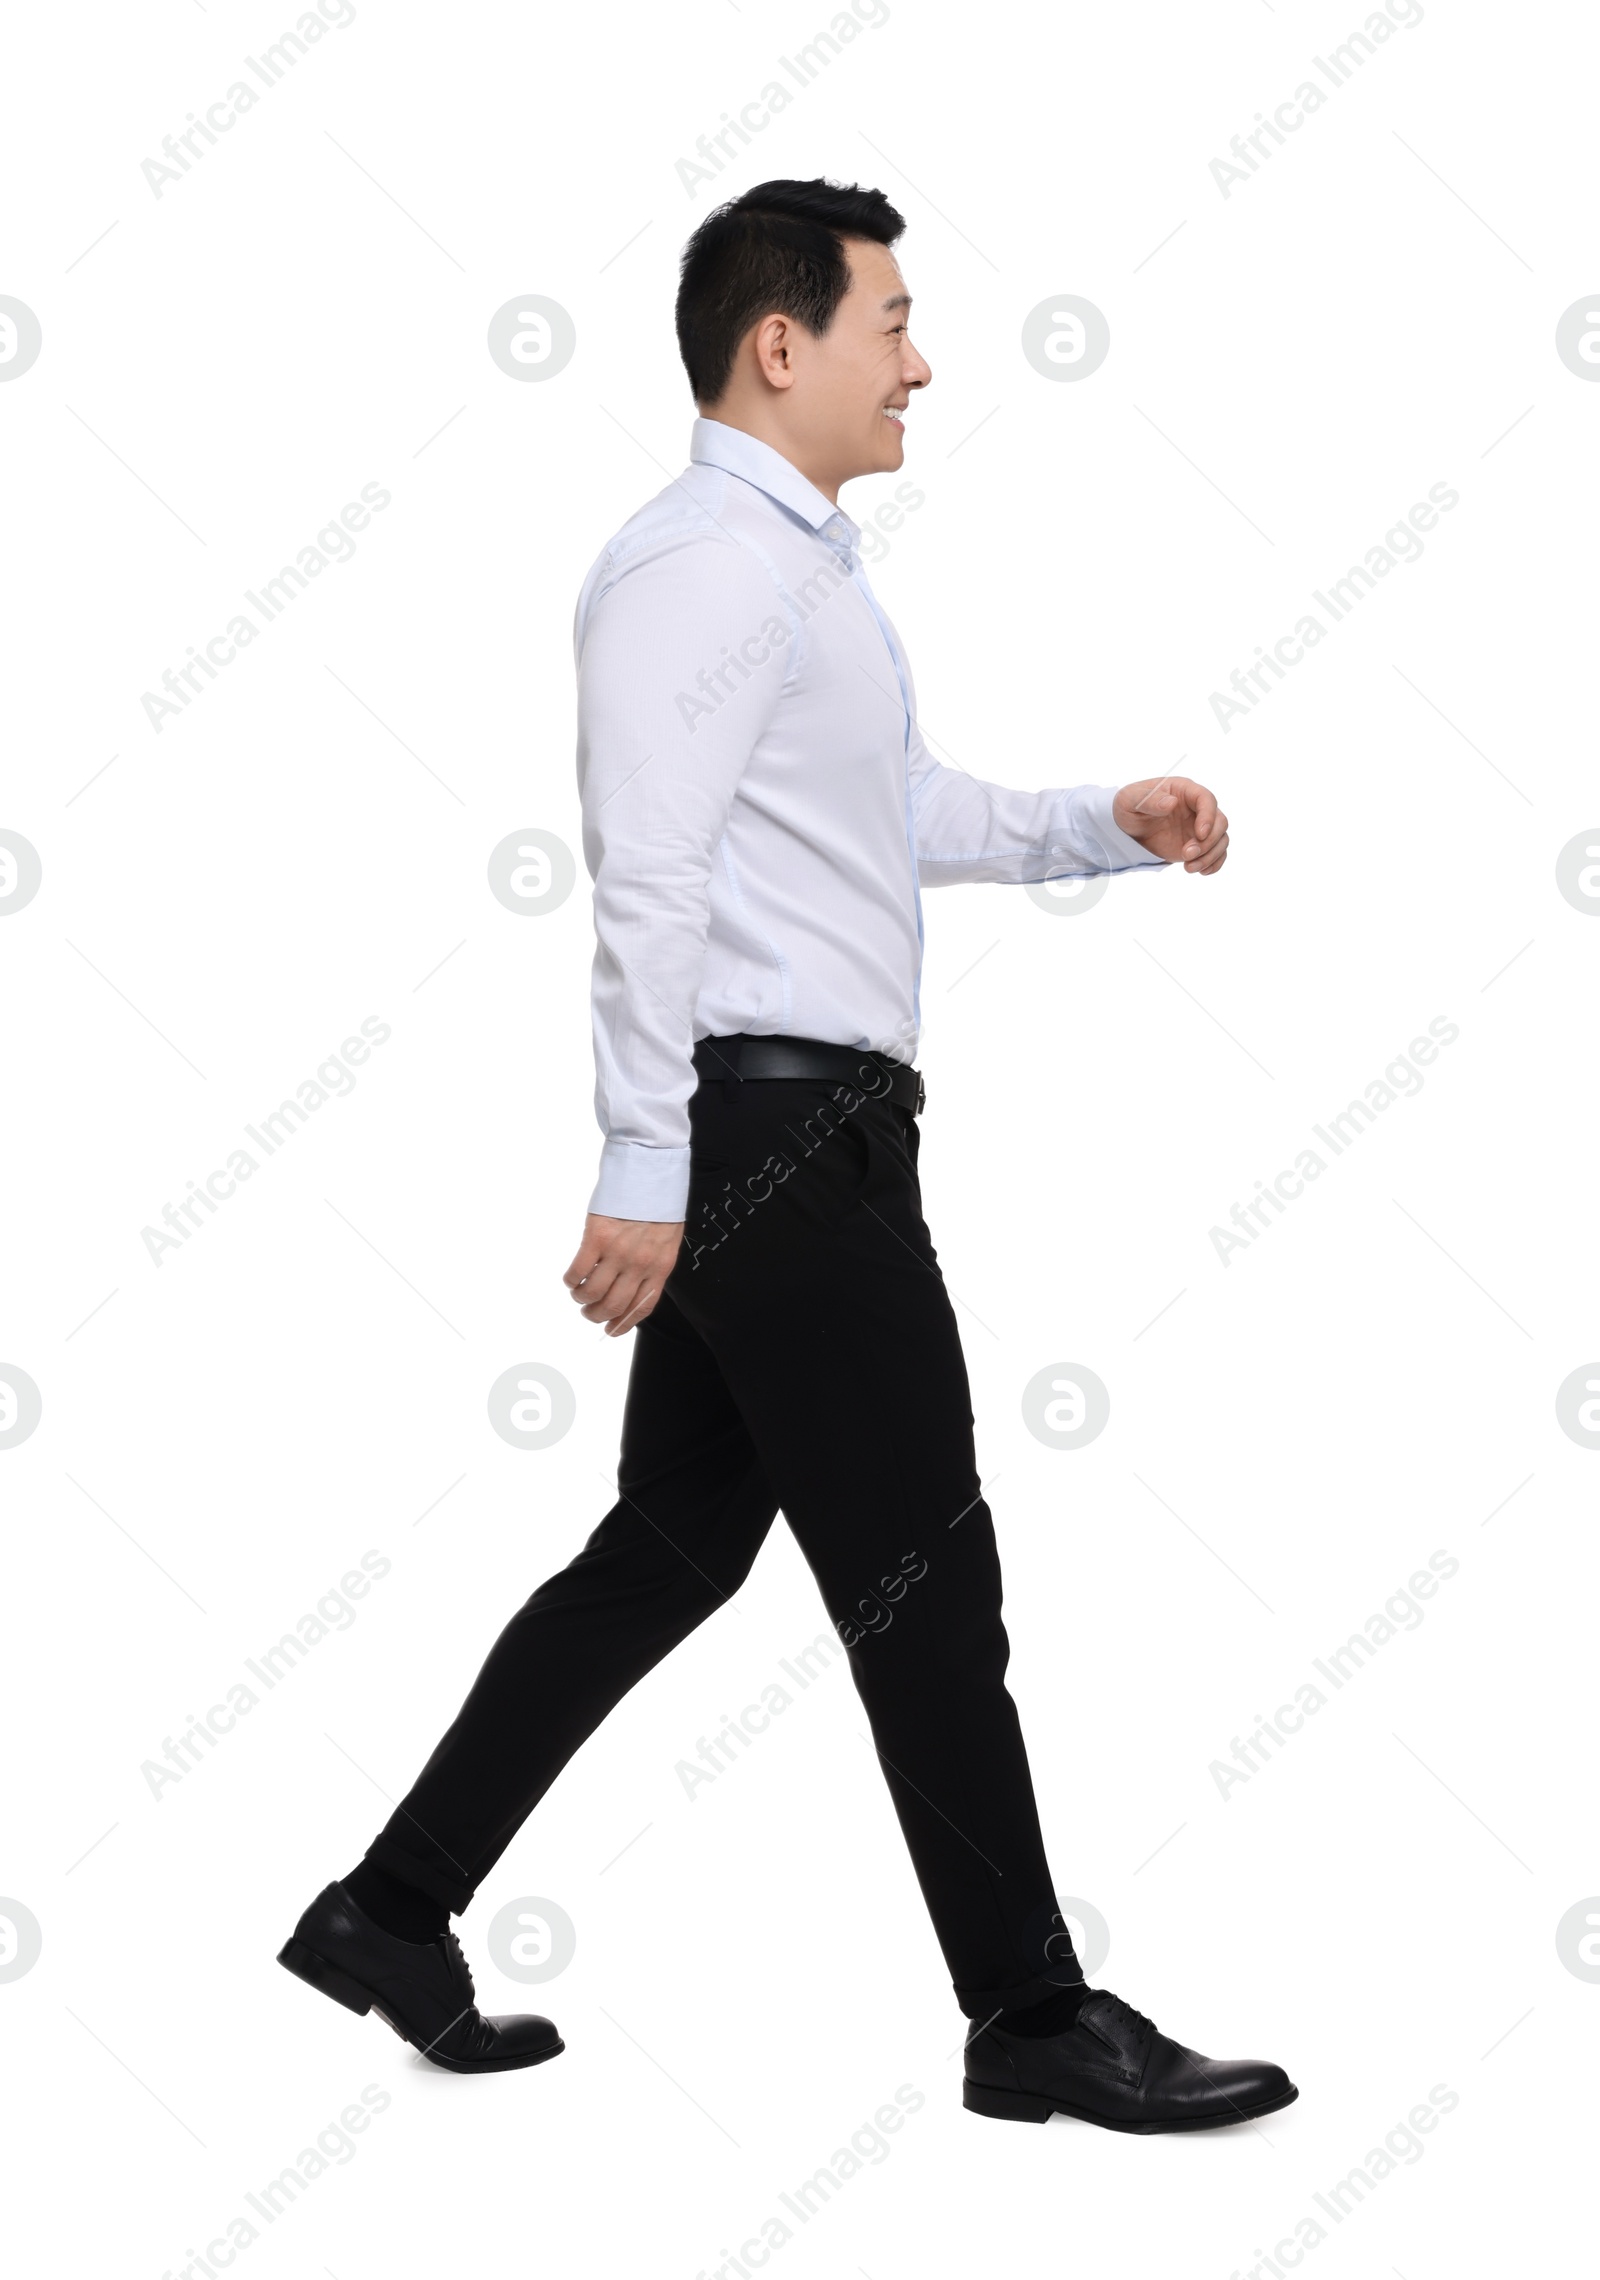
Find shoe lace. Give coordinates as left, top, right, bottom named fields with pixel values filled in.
left=1096, top=1991, right=1156, bottom=2042
left=442, top=1928, right=478, bottom=2008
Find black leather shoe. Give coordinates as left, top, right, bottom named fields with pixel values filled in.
left=963, top=1990, right=1296, bottom=2132
left=278, top=1882, right=564, bottom=2075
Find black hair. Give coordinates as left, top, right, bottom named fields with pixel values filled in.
left=675, top=177, right=906, bottom=407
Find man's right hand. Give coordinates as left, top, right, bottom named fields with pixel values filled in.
left=563, top=1213, right=685, bottom=1337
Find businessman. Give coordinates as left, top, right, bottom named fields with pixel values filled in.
left=281, top=177, right=1297, bottom=2132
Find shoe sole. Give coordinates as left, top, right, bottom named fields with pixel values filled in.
left=962, top=2077, right=1299, bottom=2132
left=277, top=1937, right=565, bottom=2075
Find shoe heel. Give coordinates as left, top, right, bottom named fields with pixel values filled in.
left=963, top=2077, right=1054, bottom=2124
left=277, top=1937, right=373, bottom=2017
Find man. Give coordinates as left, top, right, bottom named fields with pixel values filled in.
left=280, top=178, right=1297, bottom=2131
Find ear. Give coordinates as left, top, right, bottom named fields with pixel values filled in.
left=751, top=311, right=797, bottom=391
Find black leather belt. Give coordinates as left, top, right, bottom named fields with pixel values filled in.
left=692, top=1032, right=925, bottom=1116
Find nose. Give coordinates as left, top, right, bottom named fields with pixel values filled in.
left=904, top=335, right=932, bottom=391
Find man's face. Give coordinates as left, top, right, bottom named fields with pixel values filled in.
left=789, top=236, right=932, bottom=491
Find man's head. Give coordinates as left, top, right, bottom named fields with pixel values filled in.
left=676, top=177, right=932, bottom=501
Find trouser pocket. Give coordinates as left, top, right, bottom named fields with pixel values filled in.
left=680, top=1078, right=885, bottom=1275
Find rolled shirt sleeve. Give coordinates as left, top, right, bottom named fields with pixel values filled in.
left=576, top=527, right=789, bottom=1221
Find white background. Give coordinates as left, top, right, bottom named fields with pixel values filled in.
left=2, top=0, right=1594, bottom=2273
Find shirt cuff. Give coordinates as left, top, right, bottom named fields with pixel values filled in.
left=588, top=1139, right=691, bottom=1222
left=1053, top=783, right=1168, bottom=873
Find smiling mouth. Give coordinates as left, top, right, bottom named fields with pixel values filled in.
left=882, top=405, right=906, bottom=424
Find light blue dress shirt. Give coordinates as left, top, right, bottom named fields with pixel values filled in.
left=574, top=417, right=1164, bottom=1221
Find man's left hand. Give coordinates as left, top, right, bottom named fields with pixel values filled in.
left=1113, top=777, right=1229, bottom=873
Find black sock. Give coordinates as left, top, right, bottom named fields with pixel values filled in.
left=994, top=1981, right=1092, bottom=2037
left=342, top=1860, right=450, bottom=1944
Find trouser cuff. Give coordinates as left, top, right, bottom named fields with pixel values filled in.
left=953, top=1965, right=1087, bottom=2022
left=365, top=1833, right=475, bottom=1915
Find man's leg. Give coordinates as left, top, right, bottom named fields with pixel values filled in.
left=667, top=1066, right=1298, bottom=2130
left=359, top=1288, right=781, bottom=1913
left=668, top=1072, right=1080, bottom=2021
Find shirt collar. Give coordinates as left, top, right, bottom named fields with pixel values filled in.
left=690, top=418, right=860, bottom=551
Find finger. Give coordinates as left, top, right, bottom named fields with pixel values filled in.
left=1181, top=802, right=1225, bottom=861
left=563, top=1233, right=604, bottom=1289
left=1185, top=833, right=1229, bottom=874
left=568, top=1260, right=609, bottom=1304
left=1135, top=783, right=1180, bottom=814
left=1190, top=784, right=1219, bottom=841
left=1182, top=822, right=1228, bottom=864
left=593, top=1259, right=663, bottom=1326
left=606, top=1282, right=664, bottom=1337
left=574, top=1256, right=629, bottom=1317
left=581, top=1279, right=638, bottom=1327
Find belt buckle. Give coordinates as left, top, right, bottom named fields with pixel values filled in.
left=914, top=1072, right=926, bottom=1116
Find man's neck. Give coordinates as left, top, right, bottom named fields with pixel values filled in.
left=698, top=406, right=841, bottom=503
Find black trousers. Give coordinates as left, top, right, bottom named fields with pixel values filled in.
left=366, top=1053, right=1079, bottom=2017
